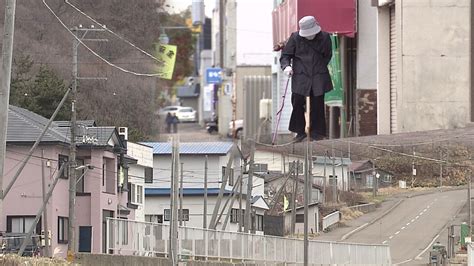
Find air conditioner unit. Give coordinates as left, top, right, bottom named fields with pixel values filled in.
left=118, top=127, right=128, bottom=141
left=259, top=99, right=272, bottom=120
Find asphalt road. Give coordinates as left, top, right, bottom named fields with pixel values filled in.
left=343, top=189, right=467, bottom=265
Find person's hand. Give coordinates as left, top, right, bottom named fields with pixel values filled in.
left=284, top=66, right=293, bottom=76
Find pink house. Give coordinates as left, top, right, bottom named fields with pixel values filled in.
left=3, top=106, right=138, bottom=257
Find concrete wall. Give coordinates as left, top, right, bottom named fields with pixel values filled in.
left=392, top=0, right=470, bottom=132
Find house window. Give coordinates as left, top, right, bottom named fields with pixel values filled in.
left=223, top=166, right=234, bottom=186
left=164, top=209, right=189, bottom=221
left=6, top=216, right=41, bottom=234
left=255, top=215, right=264, bottom=231
left=296, top=214, right=304, bottom=223
left=58, top=155, right=69, bottom=179
left=130, top=184, right=144, bottom=205
left=58, top=216, right=69, bottom=244
left=230, top=209, right=244, bottom=224
left=145, top=167, right=153, bottom=183
left=145, top=215, right=163, bottom=224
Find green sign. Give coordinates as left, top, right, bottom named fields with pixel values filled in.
left=155, top=44, right=177, bottom=80
left=325, top=35, right=343, bottom=107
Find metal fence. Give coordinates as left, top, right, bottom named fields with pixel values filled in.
left=107, top=218, right=391, bottom=265
left=322, top=211, right=340, bottom=231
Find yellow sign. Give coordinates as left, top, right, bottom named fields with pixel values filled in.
left=155, top=44, right=177, bottom=80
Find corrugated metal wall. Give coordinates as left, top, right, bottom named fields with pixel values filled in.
left=389, top=5, right=398, bottom=133
left=243, top=76, right=271, bottom=140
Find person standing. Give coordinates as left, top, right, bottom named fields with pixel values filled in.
left=280, top=16, right=333, bottom=142
left=165, top=112, right=172, bottom=133
left=171, top=113, right=179, bottom=133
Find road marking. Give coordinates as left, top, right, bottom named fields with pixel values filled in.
left=411, top=219, right=415, bottom=222
left=427, top=205, right=430, bottom=209
left=389, top=235, right=393, bottom=239
left=424, top=208, right=427, bottom=212
left=401, top=226, right=405, bottom=230
left=395, top=258, right=413, bottom=265
left=382, top=240, right=387, bottom=244
left=415, top=215, right=419, bottom=219
left=415, top=234, right=440, bottom=260
left=395, top=231, right=400, bottom=235
left=419, top=212, right=423, bottom=216
left=406, top=222, right=410, bottom=226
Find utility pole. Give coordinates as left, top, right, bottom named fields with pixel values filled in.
left=219, top=0, right=225, bottom=69
left=170, top=137, right=179, bottom=265
left=340, top=154, right=345, bottom=192
left=41, top=150, right=50, bottom=257
left=244, top=140, right=255, bottom=233
left=439, top=149, right=443, bottom=188
left=67, top=26, right=107, bottom=260
left=203, top=155, right=208, bottom=229
left=180, top=162, right=184, bottom=226
left=348, top=142, right=351, bottom=190
left=411, top=147, right=416, bottom=188
left=372, top=161, right=377, bottom=197
left=469, top=172, right=472, bottom=238
left=0, top=0, right=17, bottom=220
left=304, top=96, right=311, bottom=266
left=67, top=27, right=79, bottom=260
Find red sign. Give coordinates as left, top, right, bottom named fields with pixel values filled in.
left=272, top=0, right=357, bottom=45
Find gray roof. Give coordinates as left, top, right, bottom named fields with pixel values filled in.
left=177, top=84, right=199, bottom=98
left=7, top=105, right=70, bottom=143
left=142, top=142, right=233, bottom=155
left=313, top=155, right=351, bottom=166
left=55, top=120, right=96, bottom=127
left=79, top=127, right=117, bottom=146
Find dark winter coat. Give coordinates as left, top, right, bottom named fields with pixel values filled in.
left=280, top=31, right=333, bottom=97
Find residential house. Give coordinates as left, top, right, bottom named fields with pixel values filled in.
left=283, top=203, right=320, bottom=236
left=349, top=160, right=393, bottom=191
left=143, top=142, right=268, bottom=233
left=3, top=106, right=137, bottom=257
left=313, top=156, right=351, bottom=192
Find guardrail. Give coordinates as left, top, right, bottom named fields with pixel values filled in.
left=347, top=203, right=377, bottom=213
left=322, top=211, right=340, bottom=230
left=107, top=218, right=391, bottom=265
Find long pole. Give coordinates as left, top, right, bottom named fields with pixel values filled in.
left=323, top=153, right=327, bottom=203
left=203, top=155, right=208, bottom=229
left=244, top=140, right=255, bottom=233
left=469, top=172, right=472, bottom=238
left=304, top=96, right=310, bottom=266
left=170, top=137, right=179, bottom=265
left=18, top=164, right=66, bottom=256
left=219, top=0, right=225, bottom=68
left=439, top=149, right=443, bottom=188
left=67, top=28, right=79, bottom=260
left=332, top=143, right=337, bottom=203
left=291, top=162, right=297, bottom=235
left=348, top=142, right=351, bottom=190
left=372, top=161, right=377, bottom=197
left=0, top=0, right=16, bottom=219
left=238, top=163, right=243, bottom=232
left=41, top=150, right=50, bottom=257
left=180, top=162, right=184, bottom=226
left=340, top=154, right=345, bottom=192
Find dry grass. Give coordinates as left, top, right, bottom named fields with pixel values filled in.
left=340, top=207, right=364, bottom=223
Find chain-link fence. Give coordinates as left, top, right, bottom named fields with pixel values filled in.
left=107, top=218, right=391, bottom=264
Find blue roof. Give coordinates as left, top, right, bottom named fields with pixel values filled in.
left=145, top=188, right=232, bottom=196
left=141, top=142, right=233, bottom=155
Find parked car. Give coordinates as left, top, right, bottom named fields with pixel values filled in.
left=176, top=107, right=197, bottom=123
left=228, top=119, right=243, bottom=138
left=157, top=106, right=182, bottom=120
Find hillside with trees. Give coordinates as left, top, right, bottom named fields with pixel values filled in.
left=1, top=0, right=194, bottom=141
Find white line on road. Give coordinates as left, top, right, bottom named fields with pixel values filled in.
left=411, top=219, right=415, bottom=222
left=423, top=208, right=427, bottom=212
left=419, top=212, right=423, bottom=215
left=401, top=226, right=405, bottom=230
left=382, top=240, right=387, bottom=244
left=427, top=205, right=430, bottom=209
left=415, top=234, right=440, bottom=260
left=406, top=222, right=410, bottom=226
left=415, top=216, right=419, bottom=219
left=395, top=231, right=400, bottom=235
left=389, top=235, right=393, bottom=239
left=395, top=258, right=413, bottom=265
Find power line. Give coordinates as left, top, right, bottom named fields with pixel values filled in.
left=42, top=0, right=163, bottom=78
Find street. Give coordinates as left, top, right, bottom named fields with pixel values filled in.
left=343, top=189, right=467, bottom=265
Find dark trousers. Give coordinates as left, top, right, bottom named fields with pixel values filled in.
left=289, top=93, right=326, bottom=138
